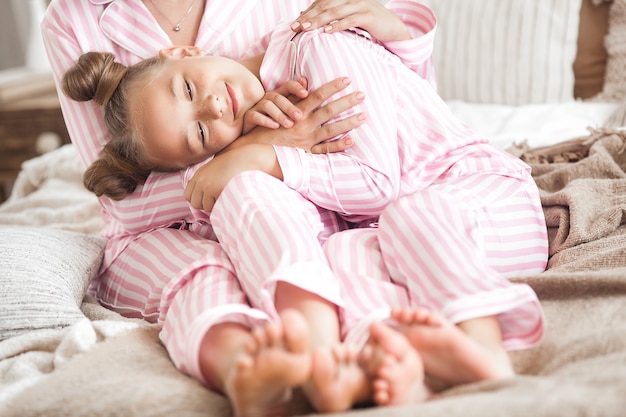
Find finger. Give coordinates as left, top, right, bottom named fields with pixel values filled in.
left=293, top=0, right=350, bottom=31
left=297, top=77, right=353, bottom=115
left=294, top=1, right=371, bottom=32
left=246, top=112, right=281, bottom=129
left=254, top=100, right=297, bottom=127
left=202, top=194, right=216, bottom=213
left=310, top=135, right=354, bottom=154
left=307, top=90, right=366, bottom=126
left=274, top=79, right=308, bottom=100
left=267, top=94, right=304, bottom=122
left=183, top=181, right=194, bottom=203
left=313, top=112, right=366, bottom=143
left=318, top=13, right=364, bottom=34
left=298, top=76, right=308, bottom=91
left=186, top=184, right=204, bottom=210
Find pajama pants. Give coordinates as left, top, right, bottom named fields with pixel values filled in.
left=212, top=168, right=548, bottom=348
left=328, top=172, right=549, bottom=349
left=91, top=167, right=548, bottom=385
left=90, top=174, right=347, bottom=385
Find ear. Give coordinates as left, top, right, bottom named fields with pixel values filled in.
left=159, top=45, right=204, bottom=59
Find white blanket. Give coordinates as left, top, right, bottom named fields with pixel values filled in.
left=0, top=144, right=103, bottom=235
left=0, top=300, right=150, bottom=413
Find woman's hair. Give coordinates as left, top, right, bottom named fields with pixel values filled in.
left=62, top=52, right=164, bottom=200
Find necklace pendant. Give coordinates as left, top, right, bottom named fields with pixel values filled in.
left=174, top=24, right=181, bottom=31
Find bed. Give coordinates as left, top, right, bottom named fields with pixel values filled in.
left=1, top=0, right=625, bottom=416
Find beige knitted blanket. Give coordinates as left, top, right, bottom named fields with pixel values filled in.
left=2, top=133, right=626, bottom=417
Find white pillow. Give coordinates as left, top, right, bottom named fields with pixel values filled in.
left=0, top=227, right=106, bottom=340
left=420, top=0, right=582, bottom=105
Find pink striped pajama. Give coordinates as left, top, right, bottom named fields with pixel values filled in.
left=197, top=12, right=548, bottom=353
left=42, top=0, right=437, bottom=384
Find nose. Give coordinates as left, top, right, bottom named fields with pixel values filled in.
left=197, top=94, right=223, bottom=120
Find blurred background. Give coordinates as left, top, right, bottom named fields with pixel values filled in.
left=0, top=0, right=50, bottom=71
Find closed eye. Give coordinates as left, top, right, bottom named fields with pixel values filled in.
left=198, top=122, right=205, bottom=145
left=185, top=80, right=193, bottom=100
left=185, top=80, right=205, bottom=145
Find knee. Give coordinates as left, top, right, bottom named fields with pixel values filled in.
left=379, top=190, right=463, bottom=235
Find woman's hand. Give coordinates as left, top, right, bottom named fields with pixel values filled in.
left=291, top=0, right=410, bottom=42
left=242, top=79, right=309, bottom=133
left=231, top=76, right=366, bottom=155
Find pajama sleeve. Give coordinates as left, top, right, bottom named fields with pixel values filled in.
left=273, top=28, right=417, bottom=222
left=382, top=0, right=438, bottom=87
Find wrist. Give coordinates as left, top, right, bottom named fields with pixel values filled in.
left=241, top=143, right=283, bottom=181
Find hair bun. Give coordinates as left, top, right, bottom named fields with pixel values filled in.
left=62, top=51, right=128, bottom=108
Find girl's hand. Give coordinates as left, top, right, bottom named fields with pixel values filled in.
left=231, top=76, right=366, bottom=155
left=291, top=0, right=410, bottom=42
left=185, top=144, right=279, bottom=212
left=242, top=79, right=309, bottom=133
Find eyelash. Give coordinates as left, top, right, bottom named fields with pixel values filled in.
left=185, top=80, right=206, bottom=145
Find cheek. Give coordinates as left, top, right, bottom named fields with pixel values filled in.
left=211, top=124, right=243, bottom=151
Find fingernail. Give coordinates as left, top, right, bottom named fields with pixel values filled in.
left=290, top=22, right=300, bottom=30
left=343, top=77, right=352, bottom=84
left=357, top=113, right=366, bottom=121
left=357, top=92, right=365, bottom=100
left=324, top=25, right=332, bottom=32
left=301, top=22, right=311, bottom=29
left=345, top=137, right=354, bottom=146
left=284, top=119, right=294, bottom=128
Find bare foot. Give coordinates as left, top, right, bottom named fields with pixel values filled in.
left=361, top=321, right=431, bottom=406
left=304, top=344, right=370, bottom=413
left=225, top=309, right=312, bottom=417
left=391, top=308, right=514, bottom=388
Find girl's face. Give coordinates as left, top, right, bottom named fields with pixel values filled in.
left=132, top=47, right=264, bottom=169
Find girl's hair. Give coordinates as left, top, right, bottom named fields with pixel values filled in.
left=62, top=52, right=164, bottom=200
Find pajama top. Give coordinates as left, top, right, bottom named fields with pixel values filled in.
left=184, top=10, right=531, bottom=225
left=42, top=0, right=437, bottom=245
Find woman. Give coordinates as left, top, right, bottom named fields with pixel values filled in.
left=61, top=1, right=547, bottom=410
left=43, top=1, right=437, bottom=415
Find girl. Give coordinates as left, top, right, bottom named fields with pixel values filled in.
left=62, top=0, right=548, bottom=412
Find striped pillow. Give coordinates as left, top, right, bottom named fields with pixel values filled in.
left=420, top=0, right=582, bottom=105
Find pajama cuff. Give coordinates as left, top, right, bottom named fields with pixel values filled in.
left=183, top=304, right=272, bottom=386
left=442, top=284, right=544, bottom=351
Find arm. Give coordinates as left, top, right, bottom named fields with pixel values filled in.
left=42, top=2, right=196, bottom=233
left=42, top=2, right=105, bottom=169
left=293, top=0, right=438, bottom=85
left=186, top=29, right=406, bottom=219
left=184, top=77, right=369, bottom=211
left=43, top=2, right=365, bottom=233
left=184, top=144, right=280, bottom=211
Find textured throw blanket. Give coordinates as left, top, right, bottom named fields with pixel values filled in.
left=2, top=134, right=626, bottom=416
left=521, top=128, right=626, bottom=268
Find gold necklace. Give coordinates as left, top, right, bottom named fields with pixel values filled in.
left=149, top=0, right=196, bottom=32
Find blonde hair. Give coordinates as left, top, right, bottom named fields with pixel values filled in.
left=62, top=52, right=164, bottom=200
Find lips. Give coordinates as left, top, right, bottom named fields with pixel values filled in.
left=225, top=83, right=238, bottom=119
